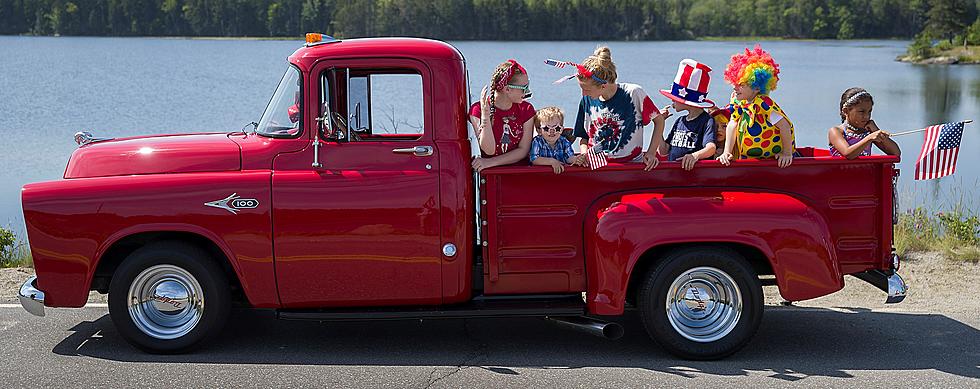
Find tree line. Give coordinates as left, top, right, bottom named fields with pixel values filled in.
left=0, top=0, right=977, bottom=41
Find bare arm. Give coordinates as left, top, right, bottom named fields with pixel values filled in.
left=717, top=119, right=737, bottom=165
left=475, top=117, right=535, bottom=170
left=773, top=118, right=794, bottom=168
left=828, top=126, right=876, bottom=159
left=692, top=142, right=717, bottom=160
left=867, top=120, right=902, bottom=157
left=642, top=114, right=667, bottom=171
left=475, top=114, right=497, bottom=156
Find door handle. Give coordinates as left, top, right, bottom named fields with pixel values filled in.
left=392, top=146, right=433, bottom=157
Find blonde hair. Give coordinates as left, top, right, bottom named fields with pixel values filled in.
left=579, top=46, right=617, bottom=85
left=534, top=106, right=564, bottom=128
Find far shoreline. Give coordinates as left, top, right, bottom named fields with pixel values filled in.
left=1, top=33, right=911, bottom=44
left=896, top=45, right=980, bottom=65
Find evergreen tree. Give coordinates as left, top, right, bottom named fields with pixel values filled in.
left=925, top=0, right=974, bottom=43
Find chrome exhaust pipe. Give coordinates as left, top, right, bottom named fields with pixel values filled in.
left=545, top=316, right=624, bottom=340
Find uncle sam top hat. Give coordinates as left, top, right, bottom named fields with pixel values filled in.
left=660, top=59, right=714, bottom=108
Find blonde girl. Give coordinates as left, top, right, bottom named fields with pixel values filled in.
left=564, top=47, right=666, bottom=170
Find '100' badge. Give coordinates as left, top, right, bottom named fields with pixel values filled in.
left=205, top=193, right=259, bottom=214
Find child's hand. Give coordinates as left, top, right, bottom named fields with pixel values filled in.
left=678, top=154, right=698, bottom=171
left=472, top=157, right=495, bottom=172
left=571, top=153, right=587, bottom=166
left=868, top=130, right=890, bottom=143
left=549, top=160, right=565, bottom=174
left=717, top=151, right=734, bottom=166
left=776, top=151, right=793, bottom=168
left=866, top=119, right=881, bottom=132
left=642, top=150, right=660, bottom=171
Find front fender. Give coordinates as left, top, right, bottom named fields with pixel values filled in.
left=23, top=172, right=276, bottom=308
left=585, top=189, right=841, bottom=315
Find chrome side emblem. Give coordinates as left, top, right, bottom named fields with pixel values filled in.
left=205, top=193, right=259, bottom=214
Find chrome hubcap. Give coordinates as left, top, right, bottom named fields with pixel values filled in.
left=128, top=265, right=204, bottom=340
left=665, top=266, right=742, bottom=343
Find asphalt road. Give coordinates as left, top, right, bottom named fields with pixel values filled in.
left=0, top=304, right=978, bottom=388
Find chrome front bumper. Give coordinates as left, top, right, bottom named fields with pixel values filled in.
left=18, top=276, right=45, bottom=317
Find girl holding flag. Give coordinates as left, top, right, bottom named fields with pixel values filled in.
left=828, top=87, right=901, bottom=159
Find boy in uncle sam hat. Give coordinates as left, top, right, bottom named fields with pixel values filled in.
left=659, top=59, right=717, bottom=171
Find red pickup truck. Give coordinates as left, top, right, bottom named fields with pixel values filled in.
left=18, top=35, right=906, bottom=360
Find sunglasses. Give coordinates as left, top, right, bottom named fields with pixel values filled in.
left=507, top=83, right=531, bottom=92
left=540, top=125, right=563, bottom=133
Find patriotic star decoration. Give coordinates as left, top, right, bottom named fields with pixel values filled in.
left=677, top=88, right=687, bottom=97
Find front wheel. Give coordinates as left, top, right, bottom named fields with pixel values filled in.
left=637, top=247, right=763, bottom=360
left=108, top=242, right=230, bottom=354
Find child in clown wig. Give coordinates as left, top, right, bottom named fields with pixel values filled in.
left=717, top=45, right=796, bottom=168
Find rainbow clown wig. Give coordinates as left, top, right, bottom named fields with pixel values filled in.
left=723, top=45, right=780, bottom=95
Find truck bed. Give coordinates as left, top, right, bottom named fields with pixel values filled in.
left=480, top=148, right=899, bottom=298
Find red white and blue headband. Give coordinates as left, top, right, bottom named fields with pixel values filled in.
left=495, top=59, right=527, bottom=91
left=544, top=59, right=608, bottom=85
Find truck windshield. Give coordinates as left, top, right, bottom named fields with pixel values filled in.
left=256, top=66, right=302, bottom=138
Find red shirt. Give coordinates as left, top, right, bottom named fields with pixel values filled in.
left=469, top=101, right=536, bottom=157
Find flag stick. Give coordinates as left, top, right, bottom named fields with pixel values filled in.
left=891, top=119, right=973, bottom=137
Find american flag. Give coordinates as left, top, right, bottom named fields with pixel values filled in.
left=544, top=59, right=583, bottom=84
left=586, top=146, right=608, bottom=170
left=914, top=121, right=965, bottom=180
left=544, top=59, right=574, bottom=69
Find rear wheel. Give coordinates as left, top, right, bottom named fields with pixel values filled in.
left=637, top=246, right=762, bottom=360
left=108, top=242, right=230, bottom=353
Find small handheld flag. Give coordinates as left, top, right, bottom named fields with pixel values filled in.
left=544, top=58, right=607, bottom=85
left=914, top=121, right=965, bottom=180
left=586, top=146, right=608, bottom=170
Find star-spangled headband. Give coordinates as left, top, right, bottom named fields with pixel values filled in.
left=843, top=91, right=872, bottom=108
left=544, top=59, right=608, bottom=85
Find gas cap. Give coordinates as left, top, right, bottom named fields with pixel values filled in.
left=442, top=243, right=457, bottom=257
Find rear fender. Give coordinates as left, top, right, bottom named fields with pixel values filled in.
left=585, top=189, right=841, bottom=315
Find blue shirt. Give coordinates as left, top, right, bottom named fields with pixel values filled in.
left=529, top=136, right=575, bottom=164
left=666, top=111, right=716, bottom=161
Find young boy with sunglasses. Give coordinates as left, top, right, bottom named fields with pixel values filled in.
left=529, top=107, right=578, bottom=174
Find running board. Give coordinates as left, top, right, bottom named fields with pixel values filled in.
left=277, top=294, right=585, bottom=321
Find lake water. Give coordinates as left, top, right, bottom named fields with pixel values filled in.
left=1, top=37, right=978, bottom=234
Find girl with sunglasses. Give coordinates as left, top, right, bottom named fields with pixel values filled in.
left=469, top=59, right=536, bottom=172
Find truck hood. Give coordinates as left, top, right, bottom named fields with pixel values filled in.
left=64, top=133, right=242, bottom=179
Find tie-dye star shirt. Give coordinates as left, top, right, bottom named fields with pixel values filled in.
left=572, top=83, right=661, bottom=163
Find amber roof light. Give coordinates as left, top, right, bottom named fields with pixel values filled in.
left=305, top=33, right=338, bottom=47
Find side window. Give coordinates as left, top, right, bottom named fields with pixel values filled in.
left=322, top=69, right=424, bottom=141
